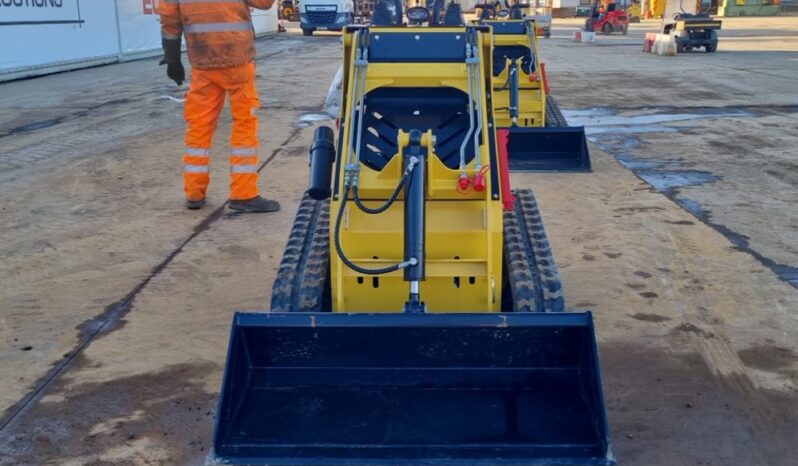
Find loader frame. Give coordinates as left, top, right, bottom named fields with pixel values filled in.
left=331, top=26, right=505, bottom=313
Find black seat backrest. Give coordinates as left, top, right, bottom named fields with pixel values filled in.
left=492, top=45, right=534, bottom=76
left=371, top=0, right=403, bottom=26
left=351, top=87, right=478, bottom=171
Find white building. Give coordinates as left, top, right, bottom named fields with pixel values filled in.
left=0, top=0, right=277, bottom=81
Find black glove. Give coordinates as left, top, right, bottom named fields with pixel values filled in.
left=165, top=62, right=185, bottom=86
left=159, top=38, right=185, bottom=86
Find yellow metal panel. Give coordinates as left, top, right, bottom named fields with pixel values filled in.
left=355, top=145, right=492, bottom=201
left=333, top=200, right=503, bottom=312
left=493, top=85, right=544, bottom=128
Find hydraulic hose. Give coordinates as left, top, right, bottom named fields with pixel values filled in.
left=345, top=39, right=362, bottom=167
left=352, top=156, right=418, bottom=214
left=334, top=181, right=414, bottom=275
left=471, top=34, right=484, bottom=171
left=459, top=41, right=476, bottom=172
left=353, top=173, right=408, bottom=214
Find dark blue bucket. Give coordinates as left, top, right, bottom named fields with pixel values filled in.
left=507, top=127, right=592, bottom=172
left=210, top=312, right=613, bottom=465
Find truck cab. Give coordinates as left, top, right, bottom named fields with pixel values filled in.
left=301, top=0, right=354, bottom=35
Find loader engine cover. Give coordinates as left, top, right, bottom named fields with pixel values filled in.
left=210, top=312, right=613, bottom=465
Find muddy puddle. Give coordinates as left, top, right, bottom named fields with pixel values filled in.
left=640, top=170, right=719, bottom=193
left=561, top=107, right=745, bottom=194
left=563, top=107, right=749, bottom=136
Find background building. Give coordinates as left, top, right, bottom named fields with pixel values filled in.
left=0, top=0, right=278, bottom=81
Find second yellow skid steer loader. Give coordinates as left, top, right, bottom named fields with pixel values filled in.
left=210, top=4, right=613, bottom=465
left=479, top=12, right=591, bottom=172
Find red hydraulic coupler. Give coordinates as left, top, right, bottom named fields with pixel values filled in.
left=458, top=172, right=470, bottom=193
left=473, top=166, right=488, bottom=192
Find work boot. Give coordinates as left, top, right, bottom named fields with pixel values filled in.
left=228, top=196, right=281, bottom=213
left=185, top=198, right=206, bottom=210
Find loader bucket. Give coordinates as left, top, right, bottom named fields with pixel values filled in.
left=210, top=312, right=614, bottom=465
left=505, top=127, right=591, bottom=172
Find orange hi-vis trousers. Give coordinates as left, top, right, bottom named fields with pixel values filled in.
left=183, top=62, right=261, bottom=202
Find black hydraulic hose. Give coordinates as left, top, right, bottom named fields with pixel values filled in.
left=334, top=182, right=408, bottom=276
left=352, top=171, right=410, bottom=214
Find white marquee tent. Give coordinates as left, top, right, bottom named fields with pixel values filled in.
left=0, top=0, right=278, bottom=81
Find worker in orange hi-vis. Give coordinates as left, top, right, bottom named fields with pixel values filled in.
left=159, top=0, right=280, bottom=212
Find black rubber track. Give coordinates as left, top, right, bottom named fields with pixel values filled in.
left=503, top=189, right=565, bottom=312
left=545, top=95, right=569, bottom=128
left=503, top=204, right=540, bottom=312
left=270, top=193, right=330, bottom=312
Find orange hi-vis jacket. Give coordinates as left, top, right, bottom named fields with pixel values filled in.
left=160, top=0, right=276, bottom=70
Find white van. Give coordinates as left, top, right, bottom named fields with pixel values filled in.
left=301, top=0, right=354, bottom=35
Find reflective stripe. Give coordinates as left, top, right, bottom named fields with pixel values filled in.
left=162, top=32, right=181, bottom=40
left=231, top=147, right=257, bottom=156
left=230, top=164, right=258, bottom=174
left=185, top=147, right=210, bottom=156
left=185, top=165, right=210, bottom=173
left=185, top=22, right=253, bottom=34
left=161, top=0, right=179, bottom=3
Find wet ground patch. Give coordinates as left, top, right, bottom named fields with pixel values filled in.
left=564, top=107, right=750, bottom=137
left=639, top=170, right=719, bottom=195
left=5, top=117, right=66, bottom=135
left=0, top=356, right=217, bottom=466
left=0, top=98, right=133, bottom=139
left=673, top=197, right=798, bottom=286
left=564, top=106, right=798, bottom=288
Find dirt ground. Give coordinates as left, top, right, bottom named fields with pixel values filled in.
left=0, top=16, right=796, bottom=466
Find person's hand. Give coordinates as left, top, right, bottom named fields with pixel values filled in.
left=164, top=61, right=185, bottom=86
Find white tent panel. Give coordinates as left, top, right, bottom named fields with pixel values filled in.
left=116, top=0, right=163, bottom=56
left=0, top=0, right=120, bottom=75
left=0, top=0, right=279, bottom=80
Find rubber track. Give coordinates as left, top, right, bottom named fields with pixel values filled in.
left=503, top=189, right=565, bottom=312
left=545, top=95, right=569, bottom=128
left=270, top=193, right=330, bottom=312
left=503, top=206, right=540, bottom=312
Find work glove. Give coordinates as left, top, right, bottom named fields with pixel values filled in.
left=159, top=38, right=185, bottom=86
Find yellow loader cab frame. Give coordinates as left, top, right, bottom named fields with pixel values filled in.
left=210, top=19, right=613, bottom=466
left=486, top=19, right=547, bottom=128
left=331, top=26, right=503, bottom=313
